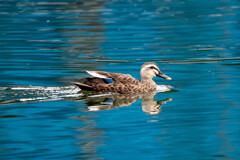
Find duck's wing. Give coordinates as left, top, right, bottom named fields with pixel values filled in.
left=86, top=71, right=140, bottom=85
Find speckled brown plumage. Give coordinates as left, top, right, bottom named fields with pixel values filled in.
left=73, top=75, right=155, bottom=94
left=72, top=62, right=171, bottom=94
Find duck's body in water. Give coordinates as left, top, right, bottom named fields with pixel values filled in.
left=72, top=62, right=171, bottom=94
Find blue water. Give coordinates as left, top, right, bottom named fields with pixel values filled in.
left=1, top=0, right=240, bottom=159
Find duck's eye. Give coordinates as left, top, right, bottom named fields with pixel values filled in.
left=149, top=66, right=156, bottom=70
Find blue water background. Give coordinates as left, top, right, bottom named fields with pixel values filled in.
left=0, top=0, right=240, bottom=159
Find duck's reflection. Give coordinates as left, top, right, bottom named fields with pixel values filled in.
left=79, top=90, right=172, bottom=115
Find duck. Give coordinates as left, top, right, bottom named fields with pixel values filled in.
left=72, top=62, right=171, bottom=94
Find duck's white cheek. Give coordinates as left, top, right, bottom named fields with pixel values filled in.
left=153, top=70, right=158, bottom=76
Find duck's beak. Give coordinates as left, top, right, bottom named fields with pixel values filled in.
left=156, top=72, right=172, bottom=80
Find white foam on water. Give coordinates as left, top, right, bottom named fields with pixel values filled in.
left=20, top=97, right=48, bottom=102
left=0, top=85, right=82, bottom=105
left=0, top=87, right=8, bottom=90
left=1, top=85, right=173, bottom=105
left=156, top=85, right=173, bottom=92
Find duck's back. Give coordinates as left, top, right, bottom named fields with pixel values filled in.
left=87, top=71, right=140, bottom=85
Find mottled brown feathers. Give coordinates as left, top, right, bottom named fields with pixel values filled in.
left=72, top=62, right=169, bottom=94
left=72, top=74, right=155, bottom=94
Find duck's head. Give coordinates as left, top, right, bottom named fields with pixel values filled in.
left=140, top=62, right=171, bottom=81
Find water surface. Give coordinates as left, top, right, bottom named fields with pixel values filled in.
left=0, top=0, right=240, bottom=159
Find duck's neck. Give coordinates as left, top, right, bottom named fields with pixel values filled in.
left=140, top=73, right=157, bottom=90
left=140, top=78, right=157, bottom=91
left=141, top=78, right=156, bottom=85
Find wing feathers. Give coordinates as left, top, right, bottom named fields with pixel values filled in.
left=86, top=71, right=139, bottom=84
left=86, top=71, right=110, bottom=79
